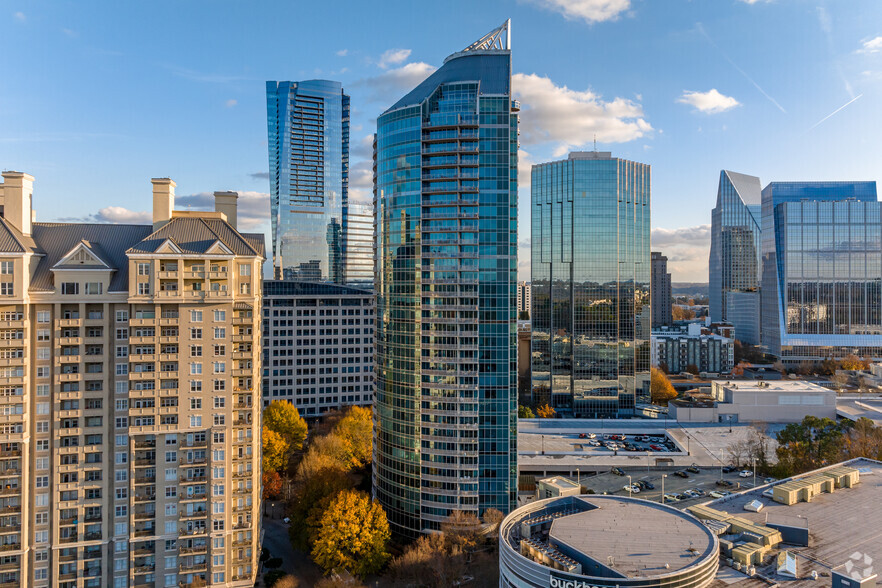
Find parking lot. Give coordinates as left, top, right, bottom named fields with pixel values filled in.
left=566, top=465, right=772, bottom=508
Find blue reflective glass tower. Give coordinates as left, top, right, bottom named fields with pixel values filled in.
left=760, top=180, right=881, bottom=362
left=709, top=170, right=762, bottom=345
left=267, top=80, right=350, bottom=281
left=531, top=152, right=651, bottom=418
left=373, top=21, right=518, bottom=537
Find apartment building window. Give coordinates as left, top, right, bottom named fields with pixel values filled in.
left=212, top=484, right=224, bottom=496
left=137, top=263, right=150, bottom=275
left=85, top=282, right=103, bottom=295
left=190, top=310, right=203, bottom=322
left=190, top=398, right=202, bottom=410
left=240, top=282, right=251, bottom=294
left=61, top=282, right=79, bottom=295
left=239, top=263, right=250, bottom=276
left=190, top=363, right=202, bottom=375
left=36, top=476, right=49, bottom=488
left=37, top=384, right=49, bottom=396
left=212, top=361, right=225, bottom=374
left=36, top=440, right=49, bottom=451
left=116, top=328, right=128, bottom=340
left=37, top=329, right=49, bottom=341
left=115, top=382, right=127, bottom=395
left=213, top=520, right=224, bottom=531
left=213, top=327, right=226, bottom=339
left=0, top=261, right=12, bottom=274
left=116, top=310, right=128, bottom=322
left=190, top=328, right=202, bottom=339
left=138, top=283, right=150, bottom=295
left=190, top=381, right=202, bottom=392
left=116, top=346, right=128, bottom=358
left=213, top=310, right=226, bottom=322
left=115, top=364, right=128, bottom=376
left=190, top=416, right=202, bottom=427
left=190, top=344, right=202, bottom=357
left=213, top=415, right=225, bottom=426
left=165, top=487, right=177, bottom=498
left=115, top=506, right=127, bottom=518
left=213, top=397, right=225, bottom=409
left=0, top=283, right=11, bottom=296
left=213, top=380, right=225, bottom=391
left=34, top=569, right=48, bottom=581
left=213, top=432, right=224, bottom=443
left=37, top=310, right=50, bottom=322
left=35, top=531, right=48, bottom=544
left=165, top=575, right=178, bottom=588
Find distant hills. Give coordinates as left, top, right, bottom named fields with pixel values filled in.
left=672, top=282, right=708, bottom=296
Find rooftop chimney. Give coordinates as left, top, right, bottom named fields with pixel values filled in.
left=214, top=191, right=239, bottom=230
left=152, top=178, right=176, bottom=231
left=0, top=171, right=35, bottom=236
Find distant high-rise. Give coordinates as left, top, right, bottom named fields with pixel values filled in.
left=343, top=202, right=375, bottom=286
left=267, top=80, right=350, bottom=281
left=709, top=170, right=762, bottom=345
left=517, top=281, right=531, bottom=316
left=374, top=20, right=518, bottom=537
left=651, top=251, right=672, bottom=327
left=531, top=152, right=651, bottom=418
left=761, top=180, right=881, bottom=362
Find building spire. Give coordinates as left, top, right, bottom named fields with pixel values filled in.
left=462, top=19, right=510, bottom=52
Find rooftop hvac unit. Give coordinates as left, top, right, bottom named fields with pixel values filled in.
left=777, top=551, right=798, bottom=578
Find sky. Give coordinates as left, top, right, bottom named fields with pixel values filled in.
left=2, top=0, right=881, bottom=282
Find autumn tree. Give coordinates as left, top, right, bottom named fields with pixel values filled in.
left=289, top=449, right=352, bottom=549
left=650, top=368, right=678, bottom=405
left=441, top=510, right=482, bottom=553
left=262, top=429, right=290, bottom=473
left=333, top=406, right=373, bottom=470
left=482, top=507, right=505, bottom=538
left=263, top=400, right=308, bottom=451
left=262, top=470, right=283, bottom=500
left=841, top=355, right=870, bottom=371
left=518, top=405, right=535, bottom=418
left=536, top=404, right=556, bottom=418
left=843, top=417, right=882, bottom=460
left=312, top=490, right=391, bottom=579
left=388, top=532, right=467, bottom=588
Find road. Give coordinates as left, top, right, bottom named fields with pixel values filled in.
left=260, top=515, right=324, bottom=586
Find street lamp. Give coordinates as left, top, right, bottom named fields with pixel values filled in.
left=627, top=475, right=632, bottom=499
left=752, top=459, right=757, bottom=488
left=661, top=474, right=667, bottom=504
left=541, top=435, right=545, bottom=455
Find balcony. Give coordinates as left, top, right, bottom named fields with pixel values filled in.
left=134, top=439, right=156, bottom=449
left=179, top=545, right=207, bottom=555
left=179, top=475, right=206, bottom=484
left=133, top=511, right=155, bottom=521
left=133, top=529, right=155, bottom=538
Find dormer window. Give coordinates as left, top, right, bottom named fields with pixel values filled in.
left=0, top=261, right=12, bottom=274
left=61, top=283, right=79, bottom=295
left=137, top=263, right=150, bottom=276
left=85, top=283, right=103, bottom=295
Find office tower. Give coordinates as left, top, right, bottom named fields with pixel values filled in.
left=651, top=323, right=734, bottom=375
left=373, top=20, right=518, bottom=537
left=517, top=281, right=531, bottom=316
left=709, top=170, right=762, bottom=344
left=650, top=251, right=672, bottom=327
left=342, top=202, right=375, bottom=286
left=0, top=172, right=264, bottom=588
left=261, top=280, right=374, bottom=414
left=267, top=80, right=350, bottom=281
left=531, top=152, right=651, bottom=417
left=760, top=180, right=881, bottom=362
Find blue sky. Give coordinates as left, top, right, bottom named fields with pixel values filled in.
left=2, top=0, right=881, bottom=281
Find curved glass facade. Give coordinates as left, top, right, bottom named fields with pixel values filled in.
left=267, top=80, right=349, bottom=281
left=709, top=170, right=762, bottom=344
left=374, top=34, right=518, bottom=536
left=530, top=152, right=650, bottom=417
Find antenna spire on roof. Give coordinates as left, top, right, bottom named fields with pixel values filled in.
left=463, top=19, right=510, bottom=52
left=594, top=134, right=597, bottom=152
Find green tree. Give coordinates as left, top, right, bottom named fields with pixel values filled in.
left=333, top=406, right=373, bottom=470
left=775, top=416, right=845, bottom=476
left=312, top=490, right=391, bottom=579
left=262, top=428, right=290, bottom=473
left=650, top=368, right=678, bottom=405
left=263, top=400, right=308, bottom=451
left=518, top=405, right=535, bottom=419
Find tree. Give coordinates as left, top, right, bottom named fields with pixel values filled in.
left=264, top=570, right=287, bottom=588
left=726, top=439, right=750, bottom=468
left=518, top=310, right=530, bottom=320
left=271, top=577, right=299, bottom=588
left=832, top=371, right=850, bottom=394
left=388, top=532, right=467, bottom=588
left=685, top=364, right=700, bottom=375
left=482, top=508, right=505, bottom=538
left=841, top=355, right=870, bottom=371
left=650, top=368, right=678, bottom=405
left=843, top=417, right=882, bottom=460
left=262, top=429, right=290, bottom=473
left=672, top=305, right=695, bottom=321
left=262, top=470, right=283, bottom=500
left=289, top=450, right=352, bottom=549
left=441, top=510, right=482, bottom=553
left=536, top=404, right=556, bottom=418
left=775, top=416, right=845, bottom=476
left=312, top=490, right=391, bottom=579
left=518, top=405, right=535, bottom=419
left=315, top=578, right=366, bottom=588
left=263, top=400, right=308, bottom=451
left=731, top=362, right=751, bottom=377
left=333, top=406, right=373, bottom=470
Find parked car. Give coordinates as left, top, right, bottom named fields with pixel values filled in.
left=739, top=470, right=752, bottom=478
left=611, top=467, right=625, bottom=476
left=764, top=477, right=775, bottom=484
left=579, top=433, right=588, bottom=439
left=716, top=479, right=734, bottom=487
left=623, top=484, right=641, bottom=493
left=649, top=444, right=662, bottom=451
left=663, top=494, right=679, bottom=502
left=641, top=480, right=655, bottom=490
left=722, top=465, right=737, bottom=473
left=683, top=490, right=699, bottom=499
left=686, top=464, right=700, bottom=473
left=674, top=470, right=689, bottom=478
left=709, top=491, right=725, bottom=499
left=692, top=488, right=706, bottom=497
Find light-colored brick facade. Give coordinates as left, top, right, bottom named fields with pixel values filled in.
left=0, top=172, right=264, bottom=588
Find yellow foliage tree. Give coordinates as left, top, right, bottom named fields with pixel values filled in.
left=841, top=355, right=870, bottom=371
left=311, top=490, right=391, bottom=579
left=333, top=406, right=373, bottom=470
left=262, top=428, right=290, bottom=473
left=263, top=400, right=307, bottom=451
left=651, top=368, right=678, bottom=405
left=536, top=404, right=556, bottom=418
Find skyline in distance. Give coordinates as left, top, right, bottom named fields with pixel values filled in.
left=2, top=0, right=882, bottom=282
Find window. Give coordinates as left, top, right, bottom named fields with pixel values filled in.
left=138, top=283, right=150, bottom=295
left=36, top=440, right=49, bottom=451
left=165, top=556, right=177, bottom=569
left=36, top=347, right=50, bottom=360
left=165, top=451, right=177, bottom=463
left=190, top=328, right=202, bottom=340
left=213, top=327, right=226, bottom=339
left=85, top=282, right=103, bottom=295
left=116, top=310, right=129, bottom=322
left=190, top=398, right=202, bottom=410
left=115, top=505, right=127, bottom=518
left=239, top=263, right=251, bottom=276
left=115, top=452, right=127, bottom=465
left=36, top=457, right=48, bottom=470
left=165, top=468, right=176, bottom=481
left=213, top=310, right=226, bottom=322
left=212, top=361, right=225, bottom=374
left=137, top=262, right=150, bottom=275
left=35, top=531, right=48, bottom=544
left=116, top=328, right=128, bottom=340
left=190, top=381, right=202, bottom=392
left=190, top=310, right=203, bottom=322
left=213, top=396, right=225, bottom=409
left=37, top=384, right=49, bottom=396
left=36, top=421, right=49, bottom=433
left=213, top=432, right=224, bottom=443
left=116, top=346, right=128, bottom=358
left=36, top=366, right=49, bottom=378
left=0, top=261, right=12, bottom=274
left=212, top=484, right=224, bottom=496
left=34, top=568, right=47, bottom=581
left=0, top=283, right=11, bottom=296
left=212, top=520, right=224, bottom=531
left=213, top=414, right=225, bottom=426
left=114, top=522, right=127, bottom=536
left=116, top=363, right=128, bottom=376
left=239, top=282, right=251, bottom=295
left=61, top=282, right=79, bottom=295
left=36, top=402, right=49, bottom=415
left=114, top=559, right=127, bottom=572
left=115, top=416, right=128, bottom=429
left=165, top=487, right=177, bottom=498
left=36, top=476, right=49, bottom=488
left=37, top=329, right=50, bottom=341
left=35, top=494, right=48, bottom=507
left=37, top=310, right=50, bottom=323
left=116, top=381, right=128, bottom=395
left=190, top=344, right=203, bottom=357
left=190, top=416, right=202, bottom=427
left=165, top=504, right=177, bottom=517
left=212, top=449, right=225, bottom=461
left=35, top=550, right=48, bottom=562
left=116, top=488, right=128, bottom=500
left=213, top=344, right=226, bottom=356
left=190, top=363, right=202, bottom=375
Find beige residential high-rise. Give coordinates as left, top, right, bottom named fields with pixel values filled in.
left=0, top=171, right=264, bottom=588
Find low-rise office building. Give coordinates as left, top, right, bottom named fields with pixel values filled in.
left=261, top=281, right=374, bottom=415
left=652, top=323, right=734, bottom=375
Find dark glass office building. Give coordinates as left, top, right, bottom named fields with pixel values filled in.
left=761, top=181, right=882, bottom=362
left=373, top=21, right=518, bottom=536
left=531, top=152, right=651, bottom=418
left=709, top=170, right=762, bottom=345
left=267, top=80, right=350, bottom=281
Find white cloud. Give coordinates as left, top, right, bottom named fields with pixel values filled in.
left=58, top=206, right=151, bottom=225
left=677, top=89, right=740, bottom=114
left=378, top=48, right=412, bottom=69
left=351, top=62, right=436, bottom=105
left=62, top=28, right=77, bottom=38
left=353, top=134, right=374, bottom=159
left=336, top=49, right=348, bottom=57
left=350, top=160, right=373, bottom=191
left=512, top=73, right=652, bottom=151
left=528, top=0, right=630, bottom=24
left=13, top=11, right=25, bottom=21
left=225, top=99, right=238, bottom=108
left=858, top=36, right=882, bottom=54
left=250, top=171, right=270, bottom=181
left=175, top=191, right=269, bottom=231
left=738, top=0, right=771, bottom=4
left=651, top=225, right=711, bottom=282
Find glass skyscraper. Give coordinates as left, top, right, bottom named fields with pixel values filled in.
left=373, top=21, right=518, bottom=537
left=267, top=80, right=350, bottom=281
left=709, top=170, right=762, bottom=345
left=760, top=181, right=881, bottom=362
left=531, top=152, right=651, bottom=418
left=343, top=201, right=375, bottom=286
